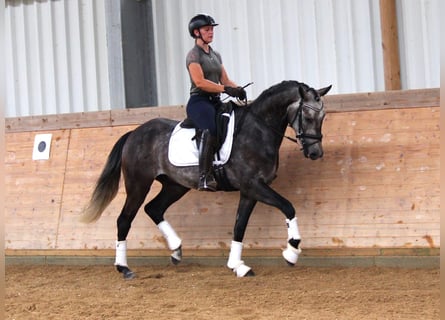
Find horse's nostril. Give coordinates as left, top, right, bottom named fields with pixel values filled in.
left=309, top=152, right=320, bottom=160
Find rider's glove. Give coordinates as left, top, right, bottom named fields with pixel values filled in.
left=224, top=86, right=247, bottom=100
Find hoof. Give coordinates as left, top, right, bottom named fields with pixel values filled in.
left=122, top=270, right=136, bottom=280
left=116, top=265, right=136, bottom=280
left=171, top=246, right=182, bottom=265
left=232, top=263, right=254, bottom=277
left=245, top=269, right=255, bottom=277
left=171, top=256, right=181, bottom=265
left=282, top=241, right=302, bottom=266
left=285, top=260, right=295, bottom=267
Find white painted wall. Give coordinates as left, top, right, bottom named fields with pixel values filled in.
left=152, top=0, right=439, bottom=106
left=5, top=0, right=112, bottom=116
left=153, top=0, right=384, bottom=106
left=5, top=0, right=439, bottom=117
left=397, top=0, right=440, bottom=89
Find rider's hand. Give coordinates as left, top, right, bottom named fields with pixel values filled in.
left=224, top=86, right=247, bottom=100
left=236, top=86, right=247, bottom=100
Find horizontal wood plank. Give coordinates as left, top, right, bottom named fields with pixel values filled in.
left=5, top=88, right=439, bottom=133
left=5, top=99, right=440, bottom=255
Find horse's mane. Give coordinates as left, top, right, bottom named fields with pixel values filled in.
left=249, top=80, right=310, bottom=107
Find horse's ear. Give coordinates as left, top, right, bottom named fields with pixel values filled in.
left=317, top=85, right=332, bottom=97
left=299, top=86, right=309, bottom=100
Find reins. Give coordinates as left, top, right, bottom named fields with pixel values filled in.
left=237, top=100, right=321, bottom=148
left=231, top=83, right=323, bottom=152
left=221, top=82, right=254, bottom=103
left=231, top=82, right=299, bottom=143
left=234, top=103, right=302, bottom=146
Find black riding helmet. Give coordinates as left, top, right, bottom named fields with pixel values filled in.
left=188, top=14, right=218, bottom=38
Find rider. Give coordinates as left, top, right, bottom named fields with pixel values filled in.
left=186, top=14, right=246, bottom=191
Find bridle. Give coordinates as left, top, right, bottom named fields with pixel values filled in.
left=287, top=100, right=324, bottom=154
left=232, top=84, right=324, bottom=155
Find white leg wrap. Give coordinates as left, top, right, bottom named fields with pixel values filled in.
left=227, top=241, right=243, bottom=269
left=114, top=240, right=128, bottom=267
left=227, top=241, right=252, bottom=277
left=158, top=220, right=182, bottom=250
left=282, top=242, right=302, bottom=265
left=286, top=217, right=301, bottom=240
left=283, top=218, right=302, bottom=265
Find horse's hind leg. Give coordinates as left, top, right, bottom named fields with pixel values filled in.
left=115, top=183, right=151, bottom=279
left=144, top=176, right=190, bottom=265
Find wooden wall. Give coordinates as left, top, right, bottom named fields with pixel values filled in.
left=5, top=89, right=439, bottom=257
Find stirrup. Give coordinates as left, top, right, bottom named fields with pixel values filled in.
left=198, top=176, right=217, bottom=191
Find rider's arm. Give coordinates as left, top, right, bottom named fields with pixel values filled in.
left=188, top=63, right=225, bottom=93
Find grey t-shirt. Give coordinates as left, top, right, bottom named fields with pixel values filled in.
left=186, top=45, right=223, bottom=95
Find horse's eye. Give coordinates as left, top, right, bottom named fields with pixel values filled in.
left=315, top=96, right=320, bottom=102
left=305, top=117, right=314, bottom=124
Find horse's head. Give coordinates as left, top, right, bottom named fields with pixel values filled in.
left=287, top=84, right=332, bottom=160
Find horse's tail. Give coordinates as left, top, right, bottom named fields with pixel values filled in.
left=80, top=131, right=133, bottom=223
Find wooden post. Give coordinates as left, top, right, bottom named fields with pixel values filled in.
left=379, top=0, right=401, bottom=90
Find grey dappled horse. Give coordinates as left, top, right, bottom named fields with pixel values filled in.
left=81, top=80, right=332, bottom=278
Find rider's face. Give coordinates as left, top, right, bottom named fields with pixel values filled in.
left=197, top=25, right=214, bottom=43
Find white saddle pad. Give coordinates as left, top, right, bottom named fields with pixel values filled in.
left=168, top=111, right=235, bottom=167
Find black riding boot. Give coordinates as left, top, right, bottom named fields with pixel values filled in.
left=198, top=129, right=217, bottom=191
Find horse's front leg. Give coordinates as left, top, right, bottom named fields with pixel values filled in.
left=248, top=181, right=302, bottom=266
left=282, top=217, right=302, bottom=266
left=227, top=195, right=257, bottom=277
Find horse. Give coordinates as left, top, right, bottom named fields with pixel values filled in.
left=80, top=80, right=332, bottom=278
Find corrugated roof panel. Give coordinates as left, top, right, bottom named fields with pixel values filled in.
left=5, top=0, right=439, bottom=117
left=37, top=1, right=57, bottom=115
left=397, top=0, right=439, bottom=89
left=51, top=0, right=71, bottom=115
left=151, top=0, right=386, bottom=106
left=5, top=0, right=110, bottom=117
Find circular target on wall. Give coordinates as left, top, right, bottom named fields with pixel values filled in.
left=32, top=133, right=53, bottom=160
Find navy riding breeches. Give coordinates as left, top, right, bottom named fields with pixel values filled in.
left=186, top=94, right=221, bottom=136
